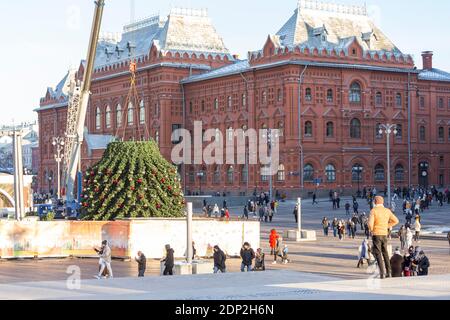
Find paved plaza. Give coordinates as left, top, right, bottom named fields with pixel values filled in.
left=0, top=196, right=449, bottom=299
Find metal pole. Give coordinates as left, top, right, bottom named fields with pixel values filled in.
left=269, top=129, right=273, bottom=201
left=298, top=66, right=308, bottom=192
left=407, top=73, right=412, bottom=189
left=186, top=202, right=193, bottom=264
left=57, top=159, right=61, bottom=199
left=387, top=130, right=391, bottom=208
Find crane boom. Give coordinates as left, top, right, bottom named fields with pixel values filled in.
left=64, top=0, right=106, bottom=204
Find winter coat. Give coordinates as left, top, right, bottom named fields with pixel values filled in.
left=163, top=248, right=175, bottom=267
left=358, top=241, right=370, bottom=260
left=418, top=256, right=430, bottom=275
left=269, top=230, right=279, bottom=249
left=135, top=254, right=147, bottom=272
left=240, top=247, right=255, bottom=266
left=100, top=245, right=112, bottom=263
left=390, top=254, right=404, bottom=277
left=213, top=249, right=226, bottom=269
left=368, top=205, right=399, bottom=236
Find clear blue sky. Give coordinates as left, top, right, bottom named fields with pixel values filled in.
left=0, top=0, right=449, bottom=126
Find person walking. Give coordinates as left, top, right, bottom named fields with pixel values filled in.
left=243, top=205, right=249, bottom=220
left=368, top=196, right=400, bottom=279
left=269, top=229, right=280, bottom=264
left=161, top=244, right=175, bottom=276
left=398, top=225, right=406, bottom=250
left=353, top=200, right=359, bottom=215
left=332, top=218, right=338, bottom=238
left=96, top=240, right=113, bottom=279
left=390, top=248, right=404, bottom=278
left=322, top=217, right=329, bottom=236
left=312, top=192, right=318, bottom=205
left=447, top=232, right=450, bottom=249
left=345, top=202, right=351, bottom=216
left=268, top=207, right=274, bottom=223
left=405, top=227, right=413, bottom=251
left=135, top=251, right=147, bottom=277
left=240, top=242, right=255, bottom=272
left=293, top=205, right=298, bottom=223
left=357, top=239, right=370, bottom=268
left=213, top=204, right=220, bottom=218
left=259, top=205, right=265, bottom=222
left=414, top=217, right=421, bottom=242
left=213, top=245, right=227, bottom=273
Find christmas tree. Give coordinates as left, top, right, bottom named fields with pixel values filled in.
left=80, top=141, right=185, bottom=220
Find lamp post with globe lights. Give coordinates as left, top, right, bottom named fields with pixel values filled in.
left=378, top=124, right=398, bottom=208
left=52, top=137, right=65, bottom=199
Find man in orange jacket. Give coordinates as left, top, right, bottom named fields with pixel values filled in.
left=368, top=196, right=399, bottom=279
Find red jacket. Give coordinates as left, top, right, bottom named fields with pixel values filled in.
left=269, top=230, right=279, bottom=249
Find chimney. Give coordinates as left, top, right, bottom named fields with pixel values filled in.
left=422, top=51, right=433, bottom=70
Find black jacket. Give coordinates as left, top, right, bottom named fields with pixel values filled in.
left=164, top=249, right=175, bottom=267
left=418, top=256, right=430, bottom=275
left=390, top=254, right=404, bottom=277
left=240, top=248, right=255, bottom=266
left=136, top=254, right=147, bottom=271
left=213, top=249, right=227, bottom=269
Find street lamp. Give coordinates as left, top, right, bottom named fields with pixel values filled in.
left=52, top=137, right=65, bottom=200
left=353, top=165, right=363, bottom=197
left=262, top=128, right=278, bottom=202
left=378, top=124, right=398, bottom=208
left=197, top=171, right=204, bottom=195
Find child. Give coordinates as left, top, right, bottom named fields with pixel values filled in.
left=254, top=248, right=265, bottom=271
left=345, top=202, right=351, bottom=215
left=281, top=245, right=289, bottom=264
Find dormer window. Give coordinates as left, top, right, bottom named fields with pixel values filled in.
left=115, top=45, right=124, bottom=59
left=313, top=25, right=328, bottom=43
left=127, top=42, right=136, bottom=57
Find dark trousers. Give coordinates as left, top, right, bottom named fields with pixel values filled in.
left=163, top=265, right=173, bottom=276
left=372, top=235, right=391, bottom=277
left=138, top=269, right=145, bottom=277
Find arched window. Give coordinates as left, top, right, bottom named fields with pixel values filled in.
left=395, top=164, right=405, bottom=182
left=213, top=166, right=221, bottom=184
left=438, top=126, right=444, bottom=140
left=227, top=96, right=232, bottom=110
left=155, top=131, right=160, bottom=145
left=105, top=106, right=111, bottom=129
left=374, top=164, right=385, bottom=182
left=277, top=89, right=283, bottom=102
left=241, top=165, right=248, bottom=184
left=261, top=165, right=270, bottom=182
left=352, top=164, right=363, bottom=182
left=304, top=121, right=313, bottom=137
left=277, top=164, right=285, bottom=182
left=325, top=164, right=336, bottom=182
left=376, top=92, right=382, bottom=105
left=396, top=124, right=402, bottom=138
left=326, top=89, right=333, bottom=102
left=227, top=166, right=234, bottom=184
left=277, top=121, right=284, bottom=137
left=303, top=164, right=314, bottom=182
left=95, top=107, right=101, bottom=130
left=350, top=118, right=361, bottom=139
left=326, top=122, right=334, bottom=138
left=305, top=88, right=312, bottom=101
left=349, top=82, right=361, bottom=103
left=396, top=93, right=402, bottom=107
left=419, top=126, right=426, bottom=141
left=214, top=98, right=219, bottom=110
left=127, top=102, right=134, bottom=126
left=139, top=100, right=145, bottom=124
left=215, top=128, right=221, bottom=141
left=227, top=127, right=233, bottom=141
left=262, top=91, right=267, bottom=104
left=375, top=123, right=382, bottom=139
left=116, top=104, right=122, bottom=126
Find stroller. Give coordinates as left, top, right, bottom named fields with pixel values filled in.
left=254, top=249, right=266, bottom=271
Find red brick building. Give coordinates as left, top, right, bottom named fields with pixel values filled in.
left=36, top=2, right=450, bottom=197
